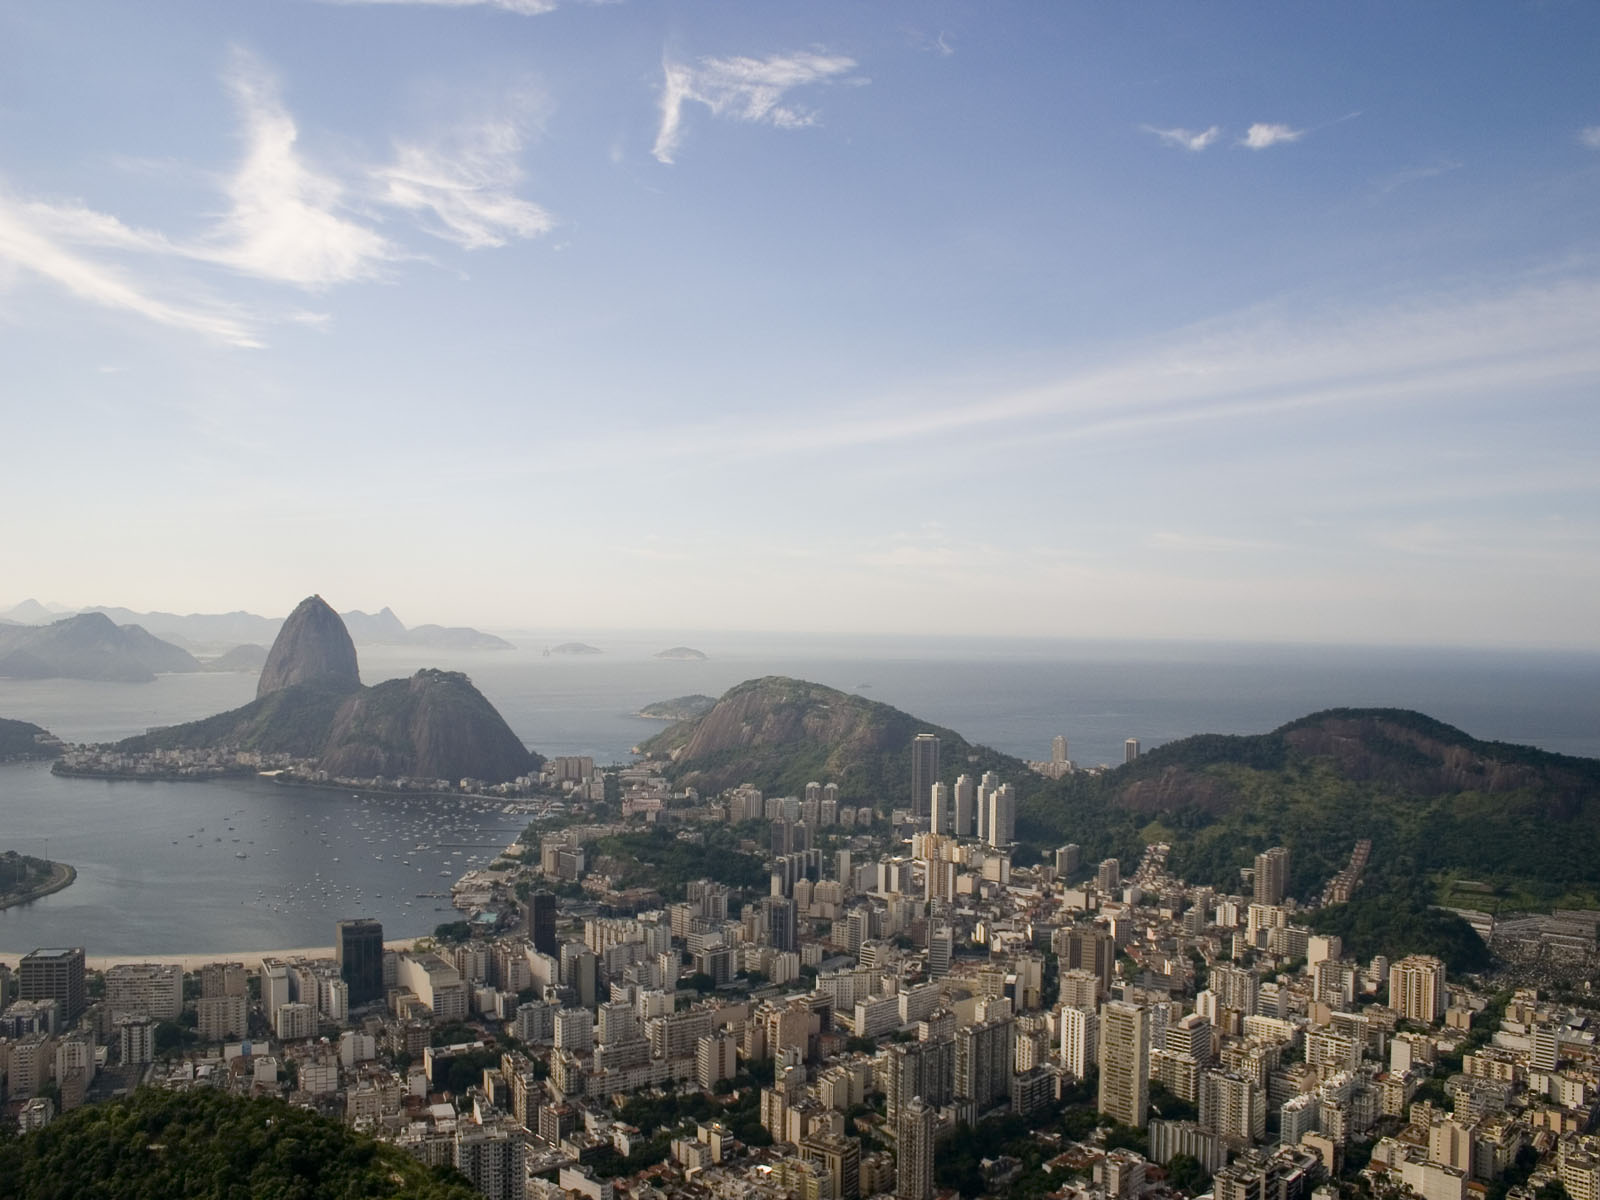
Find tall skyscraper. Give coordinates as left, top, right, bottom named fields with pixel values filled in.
left=1051, top=735, right=1069, bottom=764
left=336, top=918, right=385, bottom=1008
left=955, top=1016, right=1014, bottom=1112
left=953, top=774, right=975, bottom=837
left=976, top=772, right=997, bottom=841
left=1252, top=847, right=1290, bottom=907
left=886, top=1038, right=953, bottom=1120
left=985, top=782, right=1015, bottom=848
left=527, top=889, right=559, bottom=957
left=926, top=921, right=953, bottom=979
left=1389, top=955, right=1448, bottom=1024
left=19, top=947, right=85, bottom=1024
left=1060, top=1005, right=1098, bottom=1079
left=1098, top=1000, right=1150, bottom=1129
left=1124, top=738, right=1140, bottom=763
left=1198, top=1069, right=1265, bottom=1143
left=910, top=733, right=940, bottom=819
left=929, top=782, right=951, bottom=835
left=766, top=897, right=797, bottom=952
left=896, top=1096, right=936, bottom=1200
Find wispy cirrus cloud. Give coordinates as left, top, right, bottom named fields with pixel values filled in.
left=375, top=106, right=554, bottom=249
left=653, top=50, right=860, bottom=165
left=0, top=50, right=551, bottom=345
left=1142, top=124, right=1221, bottom=152
left=543, top=269, right=1600, bottom=471
left=0, top=194, right=262, bottom=346
left=1241, top=122, right=1304, bottom=150
left=198, top=51, right=396, bottom=287
left=1580, top=126, right=1600, bottom=149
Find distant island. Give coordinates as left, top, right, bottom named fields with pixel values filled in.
left=654, top=646, right=707, bottom=660
left=636, top=694, right=717, bottom=721
left=0, top=849, right=76, bottom=910
left=547, top=642, right=602, bottom=656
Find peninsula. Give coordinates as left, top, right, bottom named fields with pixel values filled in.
left=0, top=850, right=75, bottom=910
left=55, top=595, right=539, bottom=789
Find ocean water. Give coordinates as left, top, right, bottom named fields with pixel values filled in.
left=1, top=634, right=1597, bottom=954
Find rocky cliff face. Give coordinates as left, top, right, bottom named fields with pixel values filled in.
left=257, top=596, right=361, bottom=699
left=318, top=669, right=535, bottom=783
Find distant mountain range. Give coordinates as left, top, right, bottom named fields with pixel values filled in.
left=0, top=599, right=513, bottom=657
left=0, top=613, right=202, bottom=682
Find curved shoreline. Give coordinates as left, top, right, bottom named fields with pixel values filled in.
left=0, top=939, right=422, bottom=973
left=0, top=860, right=76, bottom=911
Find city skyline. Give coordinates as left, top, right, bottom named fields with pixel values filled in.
left=3, top=4, right=1599, bottom=646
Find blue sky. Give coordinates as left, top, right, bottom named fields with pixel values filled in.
left=2, top=1, right=1598, bottom=646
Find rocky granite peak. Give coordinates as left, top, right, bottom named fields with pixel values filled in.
left=256, top=595, right=361, bottom=699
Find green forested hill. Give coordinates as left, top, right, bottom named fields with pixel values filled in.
left=639, top=675, right=1027, bottom=804
left=0, top=717, right=59, bottom=760
left=0, top=1088, right=478, bottom=1200
left=1018, top=707, right=1600, bottom=921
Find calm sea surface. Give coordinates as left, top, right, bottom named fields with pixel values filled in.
left=2, top=634, right=1597, bottom=953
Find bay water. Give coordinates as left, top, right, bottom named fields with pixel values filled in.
left=1, top=633, right=1596, bottom=954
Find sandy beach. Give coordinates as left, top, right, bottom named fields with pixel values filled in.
left=0, top=939, right=421, bottom=972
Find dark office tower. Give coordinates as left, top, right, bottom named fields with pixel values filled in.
left=20, top=947, right=86, bottom=1024
left=766, top=897, right=797, bottom=952
left=527, top=890, right=559, bottom=957
left=336, top=919, right=385, bottom=1007
left=910, top=733, right=940, bottom=819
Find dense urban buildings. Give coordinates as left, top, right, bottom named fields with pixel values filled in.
left=3, top=736, right=1595, bottom=1200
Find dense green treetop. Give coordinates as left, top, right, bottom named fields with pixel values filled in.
left=0, top=1087, right=479, bottom=1200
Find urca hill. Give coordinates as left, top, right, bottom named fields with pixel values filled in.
left=119, top=596, right=537, bottom=783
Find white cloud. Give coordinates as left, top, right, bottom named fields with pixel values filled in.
left=653, top=50, right=859, bottom=165
left=1580, top=126, right=1600, bottom=149
left=196, top=52, right=395, bottom=287
left=375, top=111, right=553, bottom=249
left=0, top=50, right=552, bottom=344
left=1142, top=124, right=1221, bottom=152
left=0, top=193, right=262, bottom=347
left=1241, top=122, right=1304, bottom=149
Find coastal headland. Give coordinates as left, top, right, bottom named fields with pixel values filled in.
left=0, top=856, right=76, bottom=911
